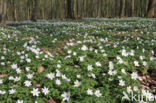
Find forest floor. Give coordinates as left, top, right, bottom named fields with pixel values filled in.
left=0, top=18, right=156, bottom=103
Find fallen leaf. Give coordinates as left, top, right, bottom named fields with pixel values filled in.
left=48, top=100, right=56, bottom=103
left=0, top=74, right=8, bottom=78
left=37, top=66, right=45, bottom=73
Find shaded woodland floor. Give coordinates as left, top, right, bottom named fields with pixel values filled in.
left=0, top=18, right=156, bottom=103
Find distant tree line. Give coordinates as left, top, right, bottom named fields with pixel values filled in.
left=0, top=0, right=156, bottom=22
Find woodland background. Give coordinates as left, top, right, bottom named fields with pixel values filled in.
left=0, top=0, right=156, bottom=22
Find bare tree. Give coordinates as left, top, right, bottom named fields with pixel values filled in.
left=0, top=0, right=155, bottom=21
left=146, top=0, right=156, bottom=17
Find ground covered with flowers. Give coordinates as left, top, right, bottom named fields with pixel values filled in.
left=0, top=18, right=156, bottom=103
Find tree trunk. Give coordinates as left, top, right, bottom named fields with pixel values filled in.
left=97, top=0, right=102, bottom=17
left=1, top=0, right=6, bottom=24
left=67, top=0, right=73, bottom=19
left=131, top=0, right=135, bottom=16
left=121, top=0, right=125, bottom=17
left=146, top=0, right=156, bottom=18
left=31, top=0, right=38, bottom=21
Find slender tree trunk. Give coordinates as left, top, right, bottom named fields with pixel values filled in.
left=121, top=0, right=125, bottom=17
left=97, top=0, right=102, bottom=17
left=67, top=0, right=73, bottom=19
left=131, top=0, right=135, bottom=16
left=50, top=0, right=53, bottom=19
left=1, top=0, right=6, bottom=24
left=119, top=0, right=122, bottom=17
left=146, top=0, right=156, bottom=17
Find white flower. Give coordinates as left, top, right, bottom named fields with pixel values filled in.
left=133, top=86, right=138, bottom=91
left=118, top=76, right=122, bottom=79
left=87, top=65, right=93, bottom=71
left=99, top=46, right=103, bottom=49
left=0, top=79, right=3, bottom=84
left=62, top=74, right=70, bottom=82
left=20, top=56, right=25, bottom=59
left=134, top=61, right=139, bottom=67
left=89, top=47, right=93, bottom=51
left=9, top=76, right=14, bottom=80
left=76, top=75, right=81, bottom=78
left=79, top=56, right=85, bottom=62
left=94, top=49, right=98, bottom=53
left=131, top=72, right=138, bottom=80
left=1, top=62, right=5, bottom=65
left=127, top=86, right=132, bottom=93
left=116, top=56, right=125, bottom=64
left=118, top=58, right=124, bottom=64
left=16, top=68, right=21, bottom=74
left=121, top=49, right=128, bottom=57
left=31, top=88, right=40, bottom=97
left=129, top=50, right=135, bottom=56
left=145, top=92, right=153, bottom=100
left=74, top=80, right=81, bottom=87
left=36, top=55, right=39, bottom=58
left=113, top=70, right=117, bottom=75
left=17, top=100, right=24, bottom=103
left=42, top=87, right=50, bottom=95
left=109, top=61, right=114, bottom=70
left=61, top=92, right=70, bottom=101
left=121, top=68, right=126, bottom=74
left=73, top=52, right=77, bottom=56
left=14, top=76, right=21, bottom=82
left=143, top=61, right=147, bottom=66
left=62, top=74, right=67, bottom=79
left=94, top=90, right=102, bottom=97
left=108, top=70, right=117, bottom=75
left=108, top=70, right=113, bottom=75
left=140, top=56, right=144, bottom=60
left=119, top=80, right=125, bottom=86
left=116, top=56, right=121, bottom=60
left=27, top=73, right=33, bottom=79
left=89, top=73, right=96, bottom=79
left=11, top=64, right=18, bottom=69
left=81, top=45, right=88, bottom=51
left=151, top=50, right=154, bottom=55
left=102, top=73, right=106, bottom=76
left=57, top=64, right=61, bottom=68
left=0, top=90, right=6, bottom=94
left=9, top=89, right=16, bottom=94
left=67, top=50, right=72, bottom=54
left=26, top=58, right=31, bottom=63
left=44, top=55, right=48, bottom=58
left=1, top=56, right=5, bottom=60
left=25, top=67, right=30, bottom=71
left=95, top=62, right=101, bottom=67
left=24, top=80, right=32, bottom=87
left=103, top=53, right=107, bottom=57
left=56, top=70, right=61, bottom=77
left=56, top=79, right=61, bottom=85
left=46, top=73, right=55, bottom=80
left=87, top=89, right=93, bottom=95
left=142, top=49, right=145, bottom=53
